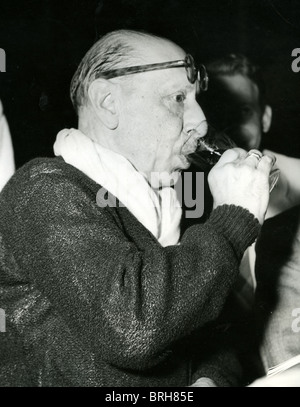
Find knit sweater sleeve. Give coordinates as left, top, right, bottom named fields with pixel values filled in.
left=0, top=160, right=260, bottom=372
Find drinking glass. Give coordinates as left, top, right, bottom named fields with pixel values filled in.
left=186, top=125, right=280, bottom=193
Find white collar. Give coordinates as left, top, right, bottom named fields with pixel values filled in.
left=54, top=128, right=182, bottom=246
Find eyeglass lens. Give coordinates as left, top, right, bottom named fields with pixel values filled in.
left=185, top=55, right=208, bottom=91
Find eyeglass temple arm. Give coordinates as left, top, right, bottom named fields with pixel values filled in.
left=97, top=60, right=187, bottom=79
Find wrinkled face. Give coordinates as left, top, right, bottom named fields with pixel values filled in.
left=200, top=73, right=264, bottom=150
left=114, top=38, right=207, bottom=187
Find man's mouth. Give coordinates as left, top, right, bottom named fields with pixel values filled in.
left=181, top=143, right=198, bottom=156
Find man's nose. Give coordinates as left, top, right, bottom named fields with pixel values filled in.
left=185, top=100, right=206, bottom=130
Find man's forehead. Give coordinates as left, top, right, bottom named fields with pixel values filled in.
left=132, top=36, right=186, bottom=64
left=119, top=36, right=194, bottom=92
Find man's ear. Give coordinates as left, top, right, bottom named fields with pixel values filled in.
left=262, top=105, right=272, bottom=133
left=88, top=79, right=119, bottom=129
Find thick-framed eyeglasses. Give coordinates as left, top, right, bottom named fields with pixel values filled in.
left=96, top=54, right=209, bottom=92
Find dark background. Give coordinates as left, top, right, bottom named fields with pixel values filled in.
left=0, top=0, right=300, bottom=168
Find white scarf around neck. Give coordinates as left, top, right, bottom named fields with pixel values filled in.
left=53, top=129, right=182, bottom=247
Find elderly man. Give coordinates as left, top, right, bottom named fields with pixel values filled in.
left=0, top=30, right=274, bottom=387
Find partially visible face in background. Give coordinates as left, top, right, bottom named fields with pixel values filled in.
left=199, top=73, right=272, bottom=150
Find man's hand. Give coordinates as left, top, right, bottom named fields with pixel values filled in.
left=208, top=148, right=275, bottom=225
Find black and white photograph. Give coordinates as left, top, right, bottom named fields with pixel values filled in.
left=1, top=0, right=300, bottom=390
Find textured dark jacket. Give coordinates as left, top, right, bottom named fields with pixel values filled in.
left=0, top=157, right=260, bottom=387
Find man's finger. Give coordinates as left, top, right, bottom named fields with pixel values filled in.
left=258, top=153, right=277, bottom=172
left=244, top=149, right=263, bottom=167
left=214, top=147, right=247, bottom=167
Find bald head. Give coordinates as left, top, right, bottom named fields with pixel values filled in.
left=70, top=29, right=181, bottom=114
